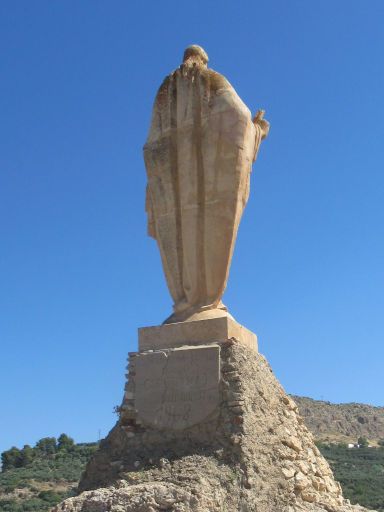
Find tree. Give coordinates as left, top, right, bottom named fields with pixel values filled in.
left=19, top=445, right=35, bottom=467
left=35, top=437, right=57, bottom=456
left=357, top=436, right=368, bottom=448
left=1, top=447, right=22, bottom=471
left=57, top=434, right=74, bottom=451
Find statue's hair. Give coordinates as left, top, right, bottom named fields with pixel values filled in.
left=183, top=45, right=209, bottom=65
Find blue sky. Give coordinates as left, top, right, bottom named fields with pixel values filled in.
left=1, top=0, right=383, bottom=454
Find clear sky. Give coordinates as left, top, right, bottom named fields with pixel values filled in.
left=1, top=0, right=383, bottom=455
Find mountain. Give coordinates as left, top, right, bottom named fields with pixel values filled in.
left=292, top=396, right=384, bottom=445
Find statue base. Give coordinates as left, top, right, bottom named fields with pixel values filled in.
left=56, top=334, right=370, bottom=512
left=138, top=315, right=258, bottom=352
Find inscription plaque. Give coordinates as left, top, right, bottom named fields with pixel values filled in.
left=134, top=344, right=220, bottom=430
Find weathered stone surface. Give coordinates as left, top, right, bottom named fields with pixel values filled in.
left=55, top=343, right=374, bottom=512
left=138, top=315, right=257, bottom=351
left=133, top=345, right=220, bottom=430
left=144, top=45, right=270, bottom=324
left=53, top=481, right=200, bottom=512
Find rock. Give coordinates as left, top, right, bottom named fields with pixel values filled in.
left=311, top=476, right=326, bottom=492
left=283, top=436, right=303, bottom=453
left=298, top=461, right=310, bottom=475
left=52, top=483, right=195, bottom=512
left=53, top=343, right=374, bottom=512
left=282, top=467, right=296, bottom=479
left=301, top=490, right=319, bottom=503
left=295, top=472, right=311, bottom=491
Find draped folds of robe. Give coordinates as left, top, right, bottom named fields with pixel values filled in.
left=144, top=63, right=263, bottom=321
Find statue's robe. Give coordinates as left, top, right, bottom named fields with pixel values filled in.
left=144, top=64, right=263, bottom=321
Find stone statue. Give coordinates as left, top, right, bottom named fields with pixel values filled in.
left=144, top=45, right=269, bottom=324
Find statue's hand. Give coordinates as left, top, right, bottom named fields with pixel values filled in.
left=253, top=109, right=270, bottom=140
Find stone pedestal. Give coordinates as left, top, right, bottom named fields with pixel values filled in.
left=138, top=316, right=258, bottom=351
left=121, top=317, right=255, bottom=433
left=57, top=330, right=372, bottom=512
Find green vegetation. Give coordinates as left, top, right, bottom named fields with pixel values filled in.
left=0, top=435, right=98, bottom=511
left=318, top=443, right=384, bottom=511
left=357, top=436, right=369, bottom=448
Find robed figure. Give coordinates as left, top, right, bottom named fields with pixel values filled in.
left=144, top=46, right=269, bottom=323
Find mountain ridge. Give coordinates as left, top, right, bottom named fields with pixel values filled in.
left=292, top=395, right=384, bottom=445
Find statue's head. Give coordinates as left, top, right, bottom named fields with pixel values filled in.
left=182, top=45, right=209, bottom=68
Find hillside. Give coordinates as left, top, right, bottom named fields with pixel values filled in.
left=293, top=396, right=384, bottom=445
left=319, top=443, right=384, bottom=512
left=0, top=437, right=97, bottom=512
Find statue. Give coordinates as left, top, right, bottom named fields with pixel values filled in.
left=144, top=45, right=269, bottom=324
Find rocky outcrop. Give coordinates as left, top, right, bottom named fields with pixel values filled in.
left=293, top=396, right=384, bottom=445
left=52, top=341, right=374, bottom=512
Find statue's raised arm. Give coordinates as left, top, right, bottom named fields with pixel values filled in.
left=144, top=45, right=269, bottom=324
